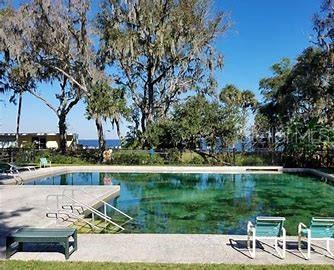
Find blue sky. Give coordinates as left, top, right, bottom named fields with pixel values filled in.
left=0, top=0, right=321, bottom=139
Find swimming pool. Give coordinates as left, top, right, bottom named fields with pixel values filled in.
left=26, top=172, right=334, bottom=235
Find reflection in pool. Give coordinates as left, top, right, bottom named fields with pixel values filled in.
left=26, top=172, right=334, bottom=235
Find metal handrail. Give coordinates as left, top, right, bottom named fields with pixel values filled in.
left=46, top=194, right=100, bottom=231
left=78, top=188, right=133, bottom=221
left=61, top=194, right=125, bottom=231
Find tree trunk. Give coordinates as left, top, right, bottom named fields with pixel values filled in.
left=58, top=112, right=67, bottom=154
left=115, top=120, right=121, bottom=139
left=15, top=92, right=23, bottom=147
left=141, top=108, right=147, bottom=133
left=95, top=117, right=106, bottom=162
left=147, top=82, right=154, bottom=123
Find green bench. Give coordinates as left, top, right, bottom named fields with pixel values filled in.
left=6, top=228, right=77, bottom=259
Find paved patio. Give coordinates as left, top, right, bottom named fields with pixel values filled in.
left=0, top=185, right=120, bottom=258
left=1, top=166, right=334, bottom=264
left=5, top=234, right=334, bottom=265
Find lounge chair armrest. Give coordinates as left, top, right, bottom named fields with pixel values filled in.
left=298, top=223, right=307, bottom=233
left=247, top=221, right=254, bottom=234
left=282, top=226, right=286, bottom=237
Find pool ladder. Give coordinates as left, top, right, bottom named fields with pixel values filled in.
left=46, top=189, right=133, bottom=233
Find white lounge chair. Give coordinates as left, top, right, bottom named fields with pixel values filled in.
left=247, top=216, right=286, bottom=259
left=298, top=217, right=334, bottom=260
left=8, top=163, right=37, bottom=173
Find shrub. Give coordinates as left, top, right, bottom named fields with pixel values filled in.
left=34, top=150, right=88, bottom=165
left=109, top=150, right=165, bottom=165
left=165, top=148, right=182, bottom=164
left=181, top=151, right=204, bottom=165
left=234, top=154, right=267, bottom=166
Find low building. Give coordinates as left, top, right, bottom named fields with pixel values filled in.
left=0, top=133, right=78, bottom=149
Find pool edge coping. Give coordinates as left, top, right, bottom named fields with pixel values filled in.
left=1, top=165, right=334, bottom=185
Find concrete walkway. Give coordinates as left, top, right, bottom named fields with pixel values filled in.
left=0, top=185, right=120, bottom=257
left=6, top=234, right=334, bottom=265
left=2, top=166, right=334, bottom=264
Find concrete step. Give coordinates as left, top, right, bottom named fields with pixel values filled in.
left=70, top=218, right=122, bottom=234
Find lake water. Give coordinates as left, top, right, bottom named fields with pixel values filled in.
left=78, top=139, right=121, bottom=149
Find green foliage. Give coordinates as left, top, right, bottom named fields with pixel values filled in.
left=313, top=0, right=334, bottom=58
left=97, top=0, right=229, bottom=132
left=219, top=84, right=257, bottom=110
left=234, top=154, right=268, bottom=166
left=165, top=148, right=182, bottom=163
left=255, top=47, right=334, bottom=167
left=34, top=150, right=88, bottom=165
left=86, top=83, right=129, bottom=137
left=145, top=119, right=183, bottom=149
left=11, top=148, right=278, bottom=166
left=143, top=94, right=247, bottom=150
left=108, top=150, right=165, bottom=165
left=180, top=151, right=205, bottom=165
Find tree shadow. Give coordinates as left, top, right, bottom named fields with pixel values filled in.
left=228, top=237, right=330, bottom=261
left=228, top=238, right=307, bottom=260
left=227, top=238, right=255, bottom=259
left=0, top=174, right=15, bottom=183
left=0, top=207, right=33, bottom=258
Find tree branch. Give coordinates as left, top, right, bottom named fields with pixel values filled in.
left=51, top=65, right=88, bottom=94
left=28, top=90, right=57, bottom=114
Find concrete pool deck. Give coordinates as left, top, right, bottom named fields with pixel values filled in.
left=0, top=185, right=120, bottom=258
left=5, top=234, right=334, bottom=265
left=2, top=165, right=334, bottom=186
left=2, top=165, right=334, bottom=264
left=0, top=165, right=286, bottom=185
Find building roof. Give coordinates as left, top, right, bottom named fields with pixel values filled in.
left=0, top=133, right=77, bottom=136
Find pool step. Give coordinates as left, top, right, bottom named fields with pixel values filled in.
left=70, top=218, right=123, bottom=234
left=46, top=191, right=132, bottom=234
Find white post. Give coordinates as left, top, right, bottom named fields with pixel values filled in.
left=252, top=228, right=256, bottom=258
left=282, top=228, right=286, bottom=259
left=104, top=204, right=107, bottom=225
left=307, top=229, right=311, bottom=260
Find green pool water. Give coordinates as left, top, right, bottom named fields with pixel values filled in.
left=27, top=172, right=334, bottom=235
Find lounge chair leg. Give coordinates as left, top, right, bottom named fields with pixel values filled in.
left=247, top=235, right=256, bottom=258
left=326, top=240, right=334, bottom=258
left=274, top=238, right=285, bottom=259
left=252, top=236, right=256, bottom=258
left=298, top=235, right=309, bottom=260
left=274, top=238, right=279, bottom=254
left=298, top=235, right=301, bottom=250
left=282, top=229, right=286, bottom=259
left=307, top=236, right=311, bottom=260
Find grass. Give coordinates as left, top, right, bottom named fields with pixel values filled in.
left=1, top=261, right=334, bottom=270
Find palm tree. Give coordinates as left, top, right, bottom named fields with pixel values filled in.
left=86, top=83, right=129, bottom=162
